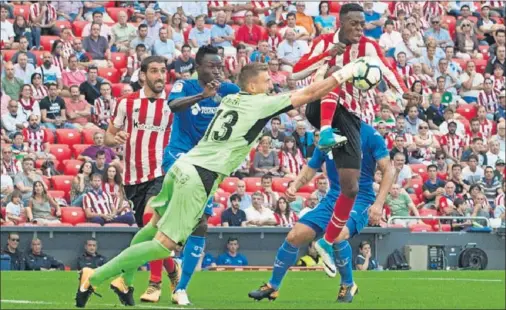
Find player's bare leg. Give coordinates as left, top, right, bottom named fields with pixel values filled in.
left=248, top=223, right=316, bottom=301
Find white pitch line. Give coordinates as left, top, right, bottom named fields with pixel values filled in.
left=369, top=277, right=504, bottom=283
left=0, top=299, right=201, bottom=309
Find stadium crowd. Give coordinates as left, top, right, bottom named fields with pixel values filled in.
left=0, top=0, right=505, bottom=232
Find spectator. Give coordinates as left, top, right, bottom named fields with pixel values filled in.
left=277, top=28, right=309, bottom=73
left=477, top=78, right=499, bottom=118
left=83, top=22, right=111, bottom=67
left=1, top=100, right=27, bottom=138
left=435, top=181, right=459, bottom=214
left=298, top=192, right=318, bottom=218
left=181, top=1, right=208, bottom=26
left=14, top=156, right=45, bottom=203
left=93, top=83, right=115, bottom=130
left=77, top=239, right=107, bottom=270
left=252, top=136, right=280, bottom=177
left=363, top=0, right=385, bottom=40
left=0, top=164, right=14, bottom=203
left=227, top=180, right=251, bottom=211
left=62, top=55, right=88, bottom=90
left=82, top=12, right=111, bottom=40
left=39, top=83, right=74, bottom=132
left=494, top=89, right=506, bottom=122
left=130, top=24, right=155, bottom=52
left=439, top=109, right=466, bottom=137
left=65, top=85, right=99, bottom=131
left=141, top=8, right=163, bottom=40
left=168, top=13, right=185, bottom=51
left=25, top=238, right=64, bottom=271
left=396, top=54, right=413, bottom=87
left=1, top=145, right=22, bottom=177
left=72, top=38, right=92, bottom=65
left=450, top=164, right=471, bottom=195
left=263, top=21, right=282, bottom=52
left=102, top=165, right=126, bottom=206
left=393, top=152, right=414, bottom=193
left=26, top=180, right=60, bottom=225
left=210, top=11, right=235, bottom=50
left=373, top=105, right=395, bottom=129
left=22, top=115, right=55, bottom=160
left=460, top=61, right=485, bottom=103
left=12, top=15, right=33, bottom=49
left=250, top=41, right=271, bottom=64
left=355, top=241, right=378, bottom=271
left=435, top=59, right=460, bottom=97
left=110, top=10, right=137, bottom=53
left=408, top=65, right=435, bottom=97
left=443, top=198, right=472, bottom=231
left=413, top=122, right=439, bottom=162
left=455, top=21, right=481, bottom=60
left=471, top=193, right=492, bottom=223
left=91, top=150, right=109, bottom=175
left=395, top=29, right=421, bottom=64
left=389, top=135, right=410, bottom=163
left=405, top=105, right=423, bottom=135
left=153, top=27, right=176, bottom=65
left=263, top=117, right=286, bottom=151
left=172, top=44, right=196, bottom=79
left=462, top=137, right=487, bottom=166
left=386, top=183, right=421, bottom=227
left=70, top=161, right=94, bottom=207
left=0, top=4, right=14, bottom=49
left=54, top=1, right=84, bottom=22
left=486, top=139, right=502, bottom=166
left=17, top=84, right=40, bottom=120
left=314, top=1, right=336, bottom=35
left=440, top=121, right=465, bottom=164
left=1, top=233, right=25, bottom=270
left=476, top=3, right=503, bottom=46
left=489, top=29, right=505, bottom=59
left=83, top=173, right=135, bottom=226
left=221, top=194, right=247, bottom=227
left=59, top=28, right=76, bottom=60
left=2, top=62, right=24, bottom=101
left=130, top=0, right=160, bottom=22
left=245, top=191, right=276, bottom=226
left=420, top=38, right=441, bottom=77
left=466, top=118, right=488, bottom=147
left=79, top=132, right=117, bottom=164
left=10, top=132, right=30, bottom=158
left=424, top=15, right=453, bottom=48
left=260, top=174, right=280, bottom=209
left=479, top=166, right=502, bottom=207
left=29, top=0, right=59, bottom=39
left=11, top=36, right=37, bottom=66
left=83, top=1, right=114, bottom=23
left=5, top=190, right=25, bottom=225
left=462, top=155, right=485, bottom=185
left=296, top=241, right=321, bottom=267
left=379, top=19, right=402, bottom=57
left=189, top=15, right=211, bottom=49
left=268, top=59, right=287, bottom=89
left=273, top=197, right=298, bottom=227
left=422, top=164, right=446, bottom=207
left=124, top=44, right=147, bottom=82
left=216, top=238, right=248, bottom=266
left=279, top=135, right=304, bottom=178
left=34, top=52, right=62, bottom=88
left=476, top=105, right=494, bottom=138
left=14, top=53, right=35, bottom=85
left=236, top=11, right=262, bottom=50
left=312, top=176, right=329, bottom=202
left=454, top=4, right=475, bottom=30
left=292, top=120, right=314, bottom=159
left=294, top=2, right=315, bottom=37
left=50, top=40, right=66, bottom=73
left=79, top=66, right=105, bottom=105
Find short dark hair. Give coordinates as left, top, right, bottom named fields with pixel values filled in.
left=195, top=44, right=218, bottom=65
left=271, top=116, right=281, bottom=124
left=47, top=82, right=58, bottom=89
left=230, top=193, right=241, bottom=202
left=91, top=173, right=103, bottom=180
left=92, top=11, right=103, bottom=18
left=236, top=43, right=246, bottom=52
left=22, top=157, right=35, bottom=164
left=100, top=82, right=111, bottom=90
left=88, top=65, right=98, bottom=73
left=286, top=12, right=296, bottom=19
left=266, top=20, right=277, bottom=28
left=485, top=166, right=495, bottom=172
left=261, top=173, right=272, bottom=182
left=135, top=44, right=146, bottom=51
left=69, top=85, right=80, bottom=92
left=452, top=164, right=462, bottom=170
left=472, top=137, right=483, bottom=144
left=227, top=237, right=238, bottom=244
left=339, top=3, right=364, bottom=19
left=95, top=150, right=106, bottom=158
left=427, top=164, right=437, bottom=171
left=468, top=154, right=479, bottom=162
left=138, top=24, right=148, bottom=31
left=140, top=56, right=167, bottom=73
left=496, top=29, right=505, bottom=36
left=359, top=240, right=370, bottom=250
left=217, top=46, right=224, bottom=52
left=181, top=44, right=191, bottom=51
left=470, top=117, right=480, bottom=124
left=12, top=132, right=23, bottom=139
left=90, top=22, right=101, bottom=29
left=238, top=63, right=269, bottom=89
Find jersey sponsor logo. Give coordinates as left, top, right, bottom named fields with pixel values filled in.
left=133, top=121, right=167, bottom=132
left=191, top=104, right=219, bottom=116
left=172, top=82, right=184, bottom=93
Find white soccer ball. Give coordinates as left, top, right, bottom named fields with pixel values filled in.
left=352, top=57, right=383, bottom=91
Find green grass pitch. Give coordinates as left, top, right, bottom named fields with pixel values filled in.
left=1, top=270, right=504, bottom=309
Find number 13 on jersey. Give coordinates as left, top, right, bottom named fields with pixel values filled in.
left=204, top=110, right=239, bottom=142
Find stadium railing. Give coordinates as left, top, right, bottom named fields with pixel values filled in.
left=388, top=216, right=492, bottom=230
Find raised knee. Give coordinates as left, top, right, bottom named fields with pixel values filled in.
left=286, top=224, right=314, bottom=247
left=342, top=183, right=358, bottom=198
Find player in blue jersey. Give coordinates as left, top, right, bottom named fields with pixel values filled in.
left=141, top=45, right=240, bottom=305
left=248, top=120, right=394, bottom=303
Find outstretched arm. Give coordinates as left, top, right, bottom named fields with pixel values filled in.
left=169, top=80, right=220, bottom=112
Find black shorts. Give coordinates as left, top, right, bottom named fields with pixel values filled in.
left=124, top=176, right=164, bottom=227
left=306, top=100, right=362, bottom=170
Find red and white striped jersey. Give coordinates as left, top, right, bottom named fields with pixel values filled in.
left=262, top=190, right=280, bottom=208
left=477, top=90, right=499, bottom=113
left=111, top=89, right=173, bottom=185
left=360, top=89, right=380, bottom=125
left=488, top=1, right=505, bottom=8
left=274, top=211, right=299, bottom=227
left=479, top=119, right=494, bottom=137
left=103, top=182, right=120, bottom=200
left=262, top=32, right=282, bottom=52
left=94, top=96, right=117, bottom=127
left=30, top=85, right=48, bottom=101
left=396, top=64, right=413, bottom=84
left=423, top=2, right=445, bottom=21
left=495, top=193, right=505, bottom=208
left=252, top=0, right=274, bottom=17
left=83, top=190, right=115, bottom=215
left=386, top=132, right=414, bottom=150
left=393, top=2, right=415, bottom=17
left=22, top=127, right=48, bottom=152
left=438, top=195, right=455, bottom=214
left=279, top=149, right=305, bottom=176
left=127, top=55, right=141, bottom=71
left=296, top=76, right=312, bottom=88
left=407, top=75, right=434, bottom=95
left=18, top=98, right=39, bottom=115
left=30, top=2, right=57, bottom=25
left=1, top=158, right=21, bottom=176
left=62, top=40, right=74, bottom=59
left=491, top=76, right=505, bottom=95
left=225, top=56, right=250, bottom=76
left=53, top=55, right=65, bottom=73
left=292, top=30, right=407, bottom=117
left=465, top=131, right=487, bottom=146
left=208, top=1, right=229, bottom=17
left=440, top=133, right=464, bottom=159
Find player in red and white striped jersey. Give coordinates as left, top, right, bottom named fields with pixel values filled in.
left=440, top=121, right=465, bottom=163
left=29, top=1, right=59, bottom=36
left=478, top=79, right=499, bottom=114
left=94, top=83, right=117, bottom=130
left=291, top=4, right=417, bottom=277
left=106, top=56, right=173, bottom=226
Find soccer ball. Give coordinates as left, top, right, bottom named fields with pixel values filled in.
left=352, top=57, right=383, bottom=91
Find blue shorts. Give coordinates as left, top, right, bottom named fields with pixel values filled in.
left=162, top=147, right=214, bottom=216
left=298, top=198, right=371, bottom=239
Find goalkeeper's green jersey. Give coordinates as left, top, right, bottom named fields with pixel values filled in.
left=180, top=92, right=293, bottom=176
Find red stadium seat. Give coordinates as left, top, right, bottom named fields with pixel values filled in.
left=55, top=21, right=72, bottom=32
left=411, top=177, right=424, bottom=198
left=63, top=159, right=84, bottom=176
left=409, top=194, right=420, bottom=205
left=456, top=104, right=477, bottom=121
left=111, top=83, right=126, bottom=97
left=208, top=214, right=222, bottom=226
left=98, top=67, right=121, bottom=83
left=442, top=16, right=456, bottom=39
left=2, top=50, right=16, bottom=62
left=478, top=45, right=489, bottom=55
left=272, top=177, right=292, bottom=193
left=41, top=176, right=51, bottom=188
left=452, top=58, right=467, bottom=71
left=419, top=208, right=438, bottom=226
left=40, top=36, right=60, bottom=51
left=409, top=223, right=434, bottom=232
left=55, top=129, right=82, bottom=146
left=243, top=177, right=262, bottom=192
left=409, top=164, right=426, bottom=178
left=32, top=51, right=45, bottom=66
left=48, top=144, right=72, bottom=162
left=219, top=177, right=239, bottom=193
left=183, top=26, right=192, bottom=43
left=106, top=7, right=133, bottom=22
left=214, top=191, right=231, bottom=205
left=110, top=52, right=128, bottom=70
left=474, top=59, right=487, bottom=74
left=437, top=172, right=448, bottom=181
left=45, top=128, right=55, bottom=143
left=60, top=207, right=87, bottom=225
left=48, top=190, right=65, bottom=200
left=13, top=5, right=30, bottom=20
left=433, top=223, right=451, bottom=232
left=329, top=1, right=341, bottom=13
left=73, top=21, right=89, bottom=37
left=82, top=129, right=104, bottom=144
left=35, top=159, right=60, bottom=170
left=298, top=180, right=316, bottom=193
left=1, top=207, right=5, bottom=220
left=51, top=175, right=74, bottom=201
left=72, top=144, right=91, bottom=158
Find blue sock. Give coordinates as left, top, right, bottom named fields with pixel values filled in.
left=334, top=240, right=353, bottom=285
left=268, top=240, right=299, bottom=290
left=175, top=235, right=206, bottom=291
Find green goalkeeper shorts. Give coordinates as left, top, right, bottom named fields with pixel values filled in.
left=149, top=161, right=222, bottom=245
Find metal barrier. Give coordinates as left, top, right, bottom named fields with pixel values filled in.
left=388, top=216, right=491, bottom=230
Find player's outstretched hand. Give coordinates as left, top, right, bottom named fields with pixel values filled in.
left=203, top=80, right=221, bottom=98
left=114, top=131, right=129, bottom=145
left=285, top=185, right=297, bottom=202
left=368, top=202, right=383, bottom=226
left=329, top=42, right=346, bottom=57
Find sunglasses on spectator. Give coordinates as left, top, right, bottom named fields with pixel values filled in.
left=432, top=21, right=440, bottom=24
left=462, top=24, right=471, bottom=27
left=10, top=238, right=19, bottom=242
left=419, top=126, right=428, bottom=129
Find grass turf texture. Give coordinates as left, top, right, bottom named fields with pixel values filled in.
left=1, top=271, right=504, bottom=309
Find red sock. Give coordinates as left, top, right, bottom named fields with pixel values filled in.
left=324, top=194, right=356, bottom=243
left=143, top=212, right=163, bottom=283
left=320, top=91, right=339, bottom=128
left=163, top=257, right=176, bottom=274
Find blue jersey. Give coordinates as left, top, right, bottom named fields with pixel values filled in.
left=166, top=79, right=240, bottom=154
left=308, top=123, right=389, bottom=206
left=216, top=252, right=249, bottom=266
